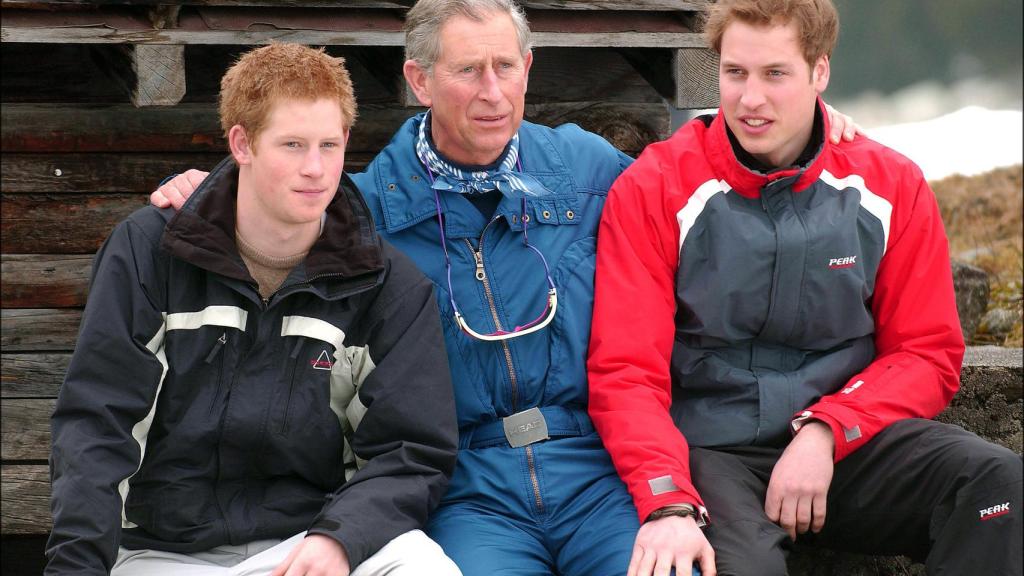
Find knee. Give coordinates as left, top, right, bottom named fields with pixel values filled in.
left=707, top=522, right=787, bottom=576
left=962, top=441, right=1023, bottom=487
left=715, top=546, right=787, bottom=576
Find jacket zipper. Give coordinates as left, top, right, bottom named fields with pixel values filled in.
left=205, top=332, right=228, bottom=414
left=279, top=337, right=305, bottom=434
left=464, top=224, right=545, bottom=513
left=464, top=233, right=519, bottom=411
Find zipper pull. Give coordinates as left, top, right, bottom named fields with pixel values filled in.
left=205, top=332, right=227, bottom=363
left=472, top=249, right=486, bottom=281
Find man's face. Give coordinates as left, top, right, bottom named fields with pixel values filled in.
left=718, top=20, right=829, bottom=169
left=233, top=98, right=348, bottom=229
left=405, top=12, right=532, bottom=166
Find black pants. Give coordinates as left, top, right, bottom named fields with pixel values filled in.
left=690, top=419, right=1022, bottom=575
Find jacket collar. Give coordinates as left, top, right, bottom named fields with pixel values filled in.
left=161, top=156, right=384, bottom=290
left=705, top=97, right=831, bottom=197
left=374, top=114, right=575, bottom=238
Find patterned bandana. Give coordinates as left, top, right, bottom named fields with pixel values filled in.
left=415, top=111, right=549, bottom=199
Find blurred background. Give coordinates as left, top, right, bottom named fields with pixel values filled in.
left=828, top=0, right=1022, bottom=126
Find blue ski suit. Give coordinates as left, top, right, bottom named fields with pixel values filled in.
left=352, top=115, right=644, bottom=575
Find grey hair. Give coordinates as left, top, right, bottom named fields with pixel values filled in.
left=404, top=0, right=532, bottom=73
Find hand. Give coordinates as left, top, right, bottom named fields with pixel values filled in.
left=270, top=533, right=351, bottom=576
left=150, top=169, right=208, bottom=210
left=764, top=421, right=835, bottom=541
left=824, top=103, right=863, bottom=144
left=628, top=515, right=716, bottom=576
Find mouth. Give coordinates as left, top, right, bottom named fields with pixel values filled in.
left=474, top=113, right=509, bottom=126
left=737, top=115, right=772, bottom=135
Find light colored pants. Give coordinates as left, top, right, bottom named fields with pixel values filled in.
left=111, top=530, right=461, bottom=576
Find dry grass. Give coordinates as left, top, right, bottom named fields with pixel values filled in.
left=931, top=164, right=1023, bottom=346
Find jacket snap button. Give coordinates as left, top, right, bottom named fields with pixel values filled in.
left=387, top=183, right=396, bottom=190
left=523, top=214, right=531, bottom=223
left=566, top=210, right=575, bottom=220
left=542, top=210, right=551, bottom=219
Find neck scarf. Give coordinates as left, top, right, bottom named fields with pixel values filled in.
left=415, top=111, right=549, bottom=199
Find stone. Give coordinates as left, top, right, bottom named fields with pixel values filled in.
left=951, top=261, right=990, bottom=342
left=979, top=308, right=1021, bottom=340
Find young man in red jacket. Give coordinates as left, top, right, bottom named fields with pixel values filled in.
left=587, top=1, right=1022, bottom=575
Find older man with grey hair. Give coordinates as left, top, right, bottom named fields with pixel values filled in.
left=152, top=2, right=861, bottom=574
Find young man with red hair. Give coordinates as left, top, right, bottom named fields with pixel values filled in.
left=47, top=43, right=460, bottom=576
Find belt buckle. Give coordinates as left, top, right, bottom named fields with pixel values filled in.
left=502, top=407, right=550, bottom=448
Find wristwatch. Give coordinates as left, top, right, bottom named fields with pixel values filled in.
left=646, top=504, right=707, bottom=528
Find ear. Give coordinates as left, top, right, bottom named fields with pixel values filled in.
left=812, top=54, right=830, bottom=94
left=523, top=50, right=534, bottom=91
left=403, top=59, right=432, bottom=108
left=228, top=125, right=254, bottom=166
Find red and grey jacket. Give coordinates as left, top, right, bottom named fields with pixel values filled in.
left=46, top=157, right=457, bottom=575
left=587, top=99, right=964, bottom=522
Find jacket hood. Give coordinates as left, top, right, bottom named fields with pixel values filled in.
left=704, top=97, right=832, bottom=197
left=161, top=156, right=384, bottom=289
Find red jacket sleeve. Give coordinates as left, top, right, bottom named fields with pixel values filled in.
left=587, top=150, right=706, bottom=523
left=800, top=162, right=964, bottom=461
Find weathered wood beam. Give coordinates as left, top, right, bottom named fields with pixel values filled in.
left=2, top=193, right=149, bottom=254
left=0, top=309, right=82, bottom=352
left=2, top=0, right=709, bottom=10
left=674, top=47, right=719, bottom=109
left=1, top=152, right=375, bottom=194
left=0, top=103, right=415, bottom=153
left=1, top=399, right=53, bottom=461
left=122, top=44, right=188, bottom=106
left=1, top=465, right=51, bottom=536
left=1, top=8, right=705, bottom=48
left=0, top=101, right=667, bottom=156
left=1, top=152, right=227, bottom=193
left=1, top=255, right=93, bottom=308
left=1, top=353, right=70, bottom=398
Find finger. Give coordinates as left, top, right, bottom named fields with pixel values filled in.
left=672, top=552, right=695, bottom=576
left=795, top=494, right=813, bottom=536
left=699, top=545, right=717, bottom=576
left=149, top=189, right=171, bottom=208
left=637, top=546, right=657, bottom=576
left=270, top=550, right=295, bottom=576
left=778, top=495, right=798, bottom=541
left=764, top=484, right=782, bottom=523
left=184, top=169, right=208, bottom=187
left=654, top=550, right=675, bottom=576
left=812, top=491, right=828, bottom=533
left=628, top=543, right=644, bottom=576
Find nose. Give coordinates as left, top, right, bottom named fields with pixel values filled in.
left=301, top=148, right=325, bottom=178
left=739, top=77, right=766, bottom=110
left=477, top=66, right=503, bottom=103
